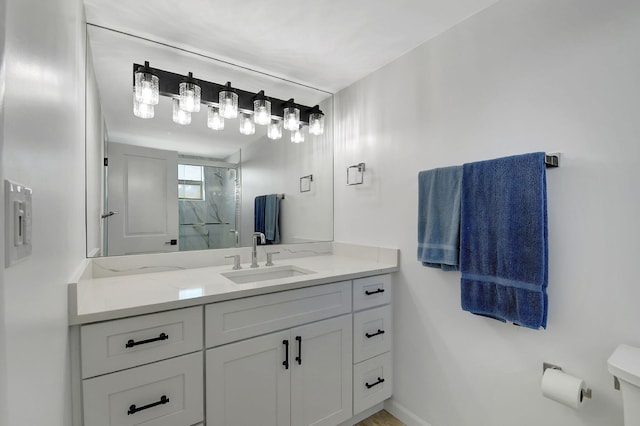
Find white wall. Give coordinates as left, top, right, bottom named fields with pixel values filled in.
left=241, top=98, right=334, bottom=247
left=334, top=0, right=640, bottom=425
left=1, top=0, right=85, bottom=425
left=0, top=0, right=8, bottom=423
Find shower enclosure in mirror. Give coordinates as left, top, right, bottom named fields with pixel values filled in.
left=85, top=25, right=334, bottom=257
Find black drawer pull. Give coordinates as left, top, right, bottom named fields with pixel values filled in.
left=125, top=332, right=169, bottom=348
left=295, top=336, right=302, bottom=365
left=127, top=395, right=170, bottom=415
left=365, top=329, right=385, bottom=338
left=365, top=288, right=385, bottom=296
left=365, top=377, right=385, bottom=389
left=283, top=339, right=290, bottom=369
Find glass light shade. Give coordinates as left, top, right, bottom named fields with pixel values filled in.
left=172, top=98, right=191, bottom=125
left=283, top=106, right=300, bottom=131
left=179, top=81, right=201, bottom=112
left=309, top=112, right=325, bottom=135
left=134, top=70, right=159, bottom=105
left=133, top=95, right=154, bottom=118
left=207, top=105, right=225, bottom=130
left=253, top=99, right=271, bottom=125
left=219, top=90, right=238, bottom=118
left=291, top=125, right=305, bottom=143
left=239, top=112, right=255, bottom=135
left=267, top=119, right=283, bottom=140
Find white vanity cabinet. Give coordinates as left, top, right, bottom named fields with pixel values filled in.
left=74, top=274, right=394, bottom=426
left=351, top=275, right=393, bottom=416
left=78, top=306, right=205, bottom=426
left=205, top=281, right=353, bottom=426
left=206, top=314, right=352, bottom=426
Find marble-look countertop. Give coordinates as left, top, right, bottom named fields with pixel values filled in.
left=69, top=243, right=398, bottom=325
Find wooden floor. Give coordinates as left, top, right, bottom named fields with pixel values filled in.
left=355, top=410, right=405, bottom=426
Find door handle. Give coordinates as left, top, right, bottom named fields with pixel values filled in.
left=365, top=377, right=385, bottom=389
left=164, top=239, right=177, bottom=245
left=295, top=336, right=302, bottom=365
left=127, top=395, right=170, bottom=415
left=365, top=288, right=385, bottom=296
left=125, top=332, right=169, bottom=348
left=100, top=211, right=118, bottom=219
left=283, top=339, right=289, bottom=369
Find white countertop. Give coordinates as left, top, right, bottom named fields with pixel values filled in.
left=69, top=243, right=398, bottom=325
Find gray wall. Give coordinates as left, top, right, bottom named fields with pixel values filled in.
left=334, top=0, right=640, bottom=425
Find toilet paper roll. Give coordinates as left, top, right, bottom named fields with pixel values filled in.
left=541, top=368, right=585, bottom=409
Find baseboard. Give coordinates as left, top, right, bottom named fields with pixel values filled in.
left=337, top=402, right=384, bottom=426
left=384, top=399, right=432, bottom=426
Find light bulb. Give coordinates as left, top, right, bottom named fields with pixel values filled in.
left=309, top=111, right=325, bottom=135
left=283, top=106, right=300, bottom=131
left=133, top=93, right=154, bottom=118
left=239, top=112, right=255, bottom=135
left=219, top=83, right=238, bottom=119
left=134, top=62, right=159, bottom=105
left=291, top=125, right=305, bottom=143
left=253, top=98, right=271, bottom=125
left=179, top=74, right=201, bottom=112
left=267, top=119, right=283, bottom=140
left=172, top=98, right=191, bottom=125
left=207, top=105, right=224, bottom=130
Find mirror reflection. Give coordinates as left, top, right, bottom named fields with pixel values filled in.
left=86, top=25, right=334, bottom=257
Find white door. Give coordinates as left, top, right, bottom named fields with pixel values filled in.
left=206, top=330, right=291, bottom=426
left=291, top=315, right=353, bottom=426
left=106, top=142, right=178, bottom=255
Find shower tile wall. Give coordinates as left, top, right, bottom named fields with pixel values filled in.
left=179, top=166, right=238, bottom=250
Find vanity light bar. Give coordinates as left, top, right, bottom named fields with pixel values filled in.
left=132, top=63, right=321, bottom=125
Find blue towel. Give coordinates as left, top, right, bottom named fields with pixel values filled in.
left=254, top=195, right=266, bottom=236
left=417, top=166, right=462, bottom=271
left=460, top=152, right=548, bottom=329
left=265, top=194, right=280, bottom=243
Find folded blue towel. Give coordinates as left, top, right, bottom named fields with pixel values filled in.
left=265, top=194, right=280, bottom=243
left=254, top=195, right=266, bottom=236
left=417, top=166, right=462, bottom=271
left=460, top=152, right=548, bottom=329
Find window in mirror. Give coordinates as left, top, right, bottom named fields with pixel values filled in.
left=178, top=164, right=204, bottom=200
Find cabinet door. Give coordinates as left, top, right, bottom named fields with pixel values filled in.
left=206, top=330, right=290, bottom=426
left=291, top=315, right=352, bottom=426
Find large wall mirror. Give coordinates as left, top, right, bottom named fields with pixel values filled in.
left=86, top=25, right=334, bottom=257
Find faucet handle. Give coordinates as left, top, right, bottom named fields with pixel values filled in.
left=265, top=251, right=280, bottom=267
left=225, top=255, right=242, bottom=270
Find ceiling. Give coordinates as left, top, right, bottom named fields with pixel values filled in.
left=84, top=0, right=501, bottom=93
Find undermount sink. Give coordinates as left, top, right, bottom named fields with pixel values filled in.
left=221, top=265, right=316, bottom=284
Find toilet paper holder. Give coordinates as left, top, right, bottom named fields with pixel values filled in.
left=543, top=362, right=592, bottom=400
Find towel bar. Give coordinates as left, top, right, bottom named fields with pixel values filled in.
left=545, top=153, right=560, bottom=168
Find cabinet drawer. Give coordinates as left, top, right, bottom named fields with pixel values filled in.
left=353, top=275, right=391, bottom=311
left=82, top=351, right=204, bottom=426
left=81, top=306, right=203, bottom=378
left=353, top=352, right=393, bottom=415
left=205, top=281, right=351, bottom=347
left=353, top=305, right=392, bottom=363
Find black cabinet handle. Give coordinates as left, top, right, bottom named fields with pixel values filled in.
left=127, top=395, right=170, bottom=415
left=365, top=377, right=385, bottom=389
left=125, top=332, right=169, bottom=349
left=365, top=288, right=385, bottom=296
left=283, top=339, right=289, bottom=369
left=295, top=336, right=302, bottom=365
left=365, top=329, right=385, bottom=339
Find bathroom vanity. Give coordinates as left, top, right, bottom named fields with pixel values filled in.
left=68, top=243, right=398, bottom=426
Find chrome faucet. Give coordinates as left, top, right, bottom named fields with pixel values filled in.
left=251, top=232, right=266, bottom=268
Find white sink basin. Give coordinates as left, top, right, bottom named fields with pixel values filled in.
left=222, top=265, right=316, bottom=284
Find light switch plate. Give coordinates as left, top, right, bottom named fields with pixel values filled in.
left=5, top=180, right=32, bottom=267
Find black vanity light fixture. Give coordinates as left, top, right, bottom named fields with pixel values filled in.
left=132, top=61, right=325, bottom=142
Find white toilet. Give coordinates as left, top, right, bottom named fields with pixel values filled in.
left=608, top=344, right=640, bottom=425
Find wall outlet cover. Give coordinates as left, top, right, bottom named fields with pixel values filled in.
left=5, top=179, right=33, bottom=267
